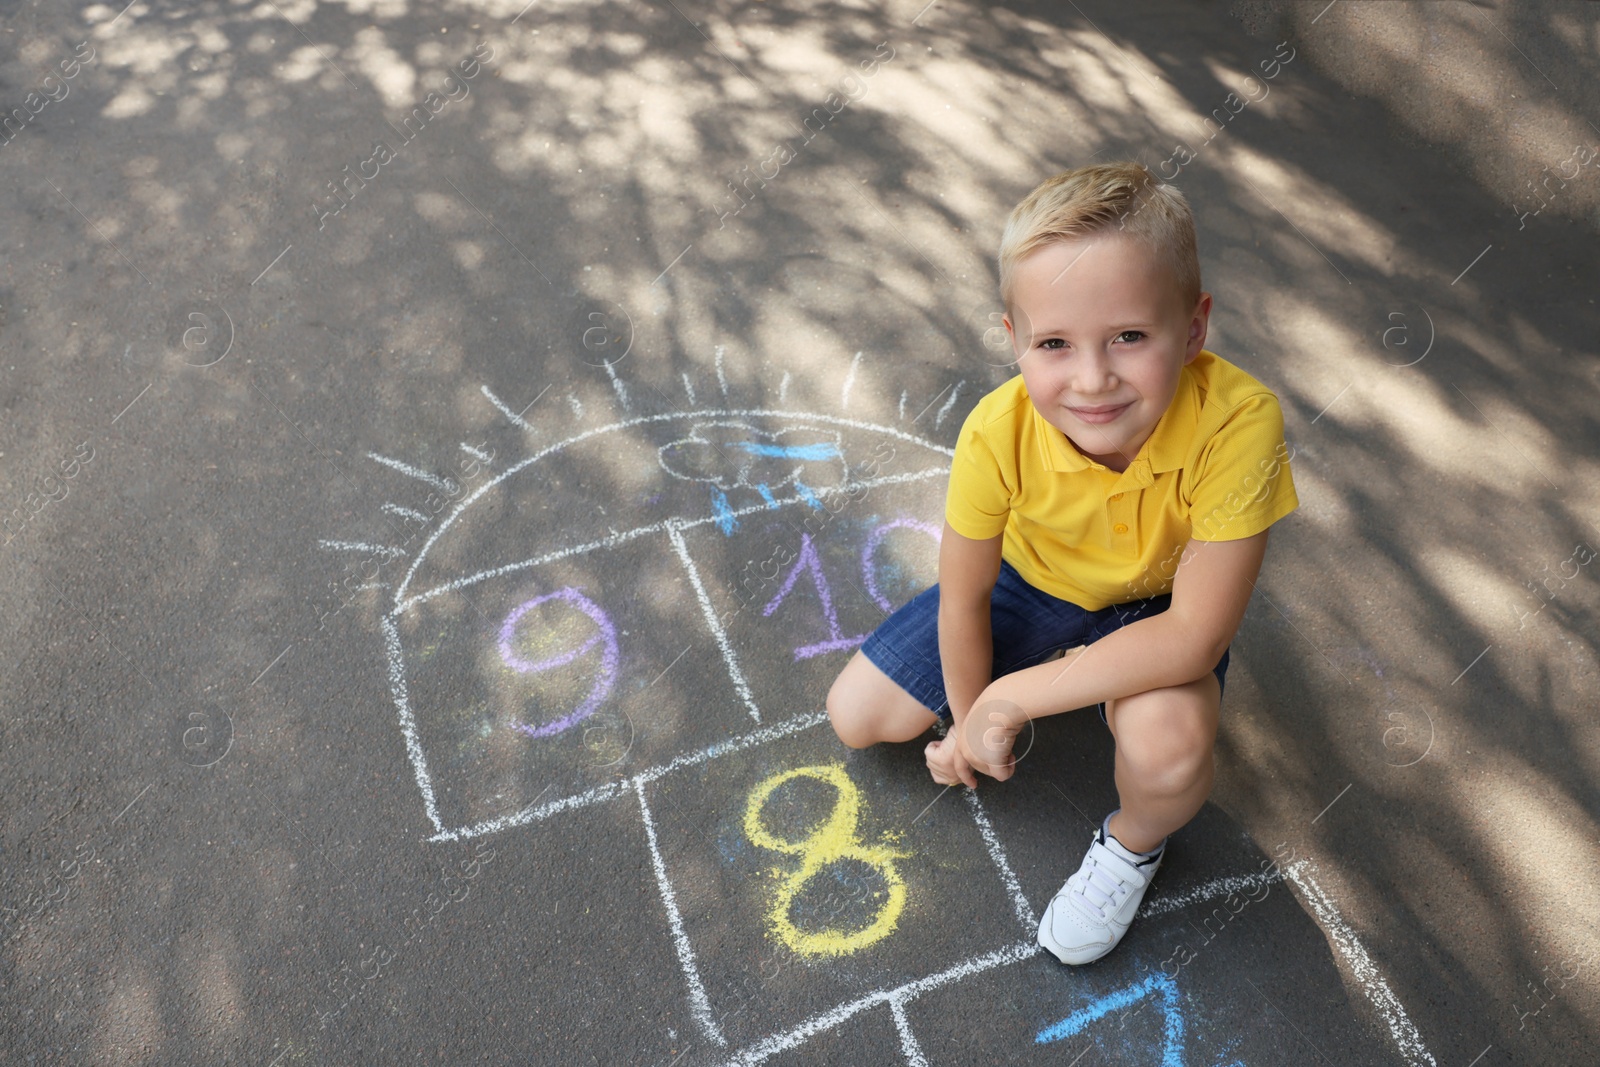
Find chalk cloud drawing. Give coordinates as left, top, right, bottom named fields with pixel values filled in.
left=657, top=422, right=849, bottom=534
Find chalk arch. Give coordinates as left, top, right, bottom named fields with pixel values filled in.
left=391, top=408, right=954, bottom=615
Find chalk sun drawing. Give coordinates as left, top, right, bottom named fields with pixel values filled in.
left=743, top=764, right=909, bottom=957
left=354, top=397, right=951, bottom=838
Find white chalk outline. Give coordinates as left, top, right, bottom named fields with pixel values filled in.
left=636, top=777, right=727, bottom=1047
left=480, top=384, right=537, bottom=434
left=367, top=451, right=457, bottom=492
left=394, top=469, right=945, bottom=616
left=962, top=788, right=1038, bottom=931
left=382, top=615, right=446, bottom=834
left=318, top=539, right=407, bottom=560
left=668, top=522, right=762, bottom=723
left=1140, top=866, right=1284, bottom=918
left=390, top=408, right=954, bottom=608
left=717, top=941, right=1040, bottom=1067
left=1283, top=860, right=1437, bottom=1067
left=381, top=503, right=431, bottom=524
left=888, top=996, right=930, bottom=1067
left=376, top=407, right=950, bottom=841
left=426, top=712, right=829, bottom=844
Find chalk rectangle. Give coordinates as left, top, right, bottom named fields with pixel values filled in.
left=638, top=729, right=1023, bottom=1050
left=390, top=536, right=760, bottom=833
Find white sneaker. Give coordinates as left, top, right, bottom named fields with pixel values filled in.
left=1038, top=822, right=1163, bottom=965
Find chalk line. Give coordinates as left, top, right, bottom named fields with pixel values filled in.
left=682, top=373, right=698, bottom=406
left=381, top=616, right=445, bottom=834
left=567, top=394, right=584, bottom=418
left=1140, top=867, right=1285, bottom=918
left=636, top=778, right=727, bottom=1048
left=888, top=997, right=930, bottom=1067
left=317, top=540, right=407, bottom=559
left=1282, top=860, right=1436, bottom=1067
left=460, top=442, right=494, bottom=465
left=381, top=503, right=431, bottom=524
left=426, top=711, right=829, bottom=842
left=427, top=781, right=632, bottom=843
left=718, top=940, right=1040, bottom=1066
left=367, top=452, right=456, bottom=493
left=480, top=384, right=537, bottom=433
left=715, top=346, right=729, bottom=397
left=898, top=390, right=908, bottom=421
left=389, top=405, right=953, bottom=609
left=841, top=351, right=862, bottom=410
left=604, top=360, right=632, bottom=412
left=933, top=380, right=963, bottom=429
left=778, top=372, right=791, bottom=405
left=667, top=523, right=761, bottom=724
left=962, top=789, right=1038, bottom=931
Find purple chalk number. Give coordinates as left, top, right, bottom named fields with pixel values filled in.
left=763, top=519, right=942, bottom=660
left=862, top=519, right=942, bottom=613
left=498, top=588, right=619, bottom=738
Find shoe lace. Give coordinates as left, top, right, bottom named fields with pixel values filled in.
left=1067, top=846, right=1131, bottom=923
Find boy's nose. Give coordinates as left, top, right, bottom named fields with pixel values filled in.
left=1070, top=350, right=1119, bottom=394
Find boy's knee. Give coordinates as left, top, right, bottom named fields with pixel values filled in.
left=1113, top=694, right=1216, bottom=792
left=825, top=687, right=877, bottom=749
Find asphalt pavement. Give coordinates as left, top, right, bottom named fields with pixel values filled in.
left=2, top=1, right=1598, bottom=1065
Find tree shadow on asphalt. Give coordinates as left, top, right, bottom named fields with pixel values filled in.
left=2, top=0, right=1599, bottom=1063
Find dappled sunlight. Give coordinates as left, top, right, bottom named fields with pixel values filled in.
left=1229, top=147, right=1400, bottom=275
left=3, top=0, right=1598, bottom=1061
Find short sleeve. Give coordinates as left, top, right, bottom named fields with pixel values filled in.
left=1185, top=393, right=1299, bottom=542
left=945, top=405, right=1013, bottom=540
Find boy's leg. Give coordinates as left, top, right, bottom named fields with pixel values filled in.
left=826, top=651, right=940, bottom=749
left=1038, top=669, right=1220, bottom=966
left=1102, top=673, right=1221, bottom=853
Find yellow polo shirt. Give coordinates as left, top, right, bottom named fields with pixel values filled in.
left=945, top=350, right=1298, bottom=610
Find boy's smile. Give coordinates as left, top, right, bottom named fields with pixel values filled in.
left=1004, top=234, right=1211, bottom=473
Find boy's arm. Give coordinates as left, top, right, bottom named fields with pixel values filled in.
left=937, top=523, right=1004, bottom=724
left=926, top=524, right=1003, bottom=788
left=957, top=530, right=1269, bottom=779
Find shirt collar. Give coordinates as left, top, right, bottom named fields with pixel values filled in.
left=1030, top=356, right=1205, bottom=485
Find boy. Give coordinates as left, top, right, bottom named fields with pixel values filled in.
left=825, top=162, right=1298, bottom=965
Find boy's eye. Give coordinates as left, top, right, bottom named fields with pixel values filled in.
left=1114, top=330, right=1145, bottom=344
left=1039, top=338, right=1066, bottom=351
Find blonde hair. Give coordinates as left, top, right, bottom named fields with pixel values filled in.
left=998, top=162, right=1200, bottom=314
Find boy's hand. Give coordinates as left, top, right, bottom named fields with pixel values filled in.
left=924, top=736, right=977, bottom=789
left=954, top=695, right=1027, bottom=782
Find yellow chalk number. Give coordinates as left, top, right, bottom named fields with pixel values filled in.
left=743, top=765, right=909, bottom=956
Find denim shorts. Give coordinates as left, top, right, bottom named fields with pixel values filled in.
left=859, top=559, right=1229, bottom=725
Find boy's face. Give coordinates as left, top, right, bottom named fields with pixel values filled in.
left=1004, top=234, right=1211, bottom=473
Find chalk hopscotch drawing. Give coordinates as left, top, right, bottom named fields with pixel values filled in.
left=318, top=371, right=1437, bottom=1067
left=743, top=764, right=910, bottom=957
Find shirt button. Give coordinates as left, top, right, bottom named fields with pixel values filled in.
left=1114, top=523, right=1129, bottom=534
left=1110, top=493, right=1124, bottom=501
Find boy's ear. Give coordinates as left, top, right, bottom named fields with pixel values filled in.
left=1184, top=292, right=1213, bottom=363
